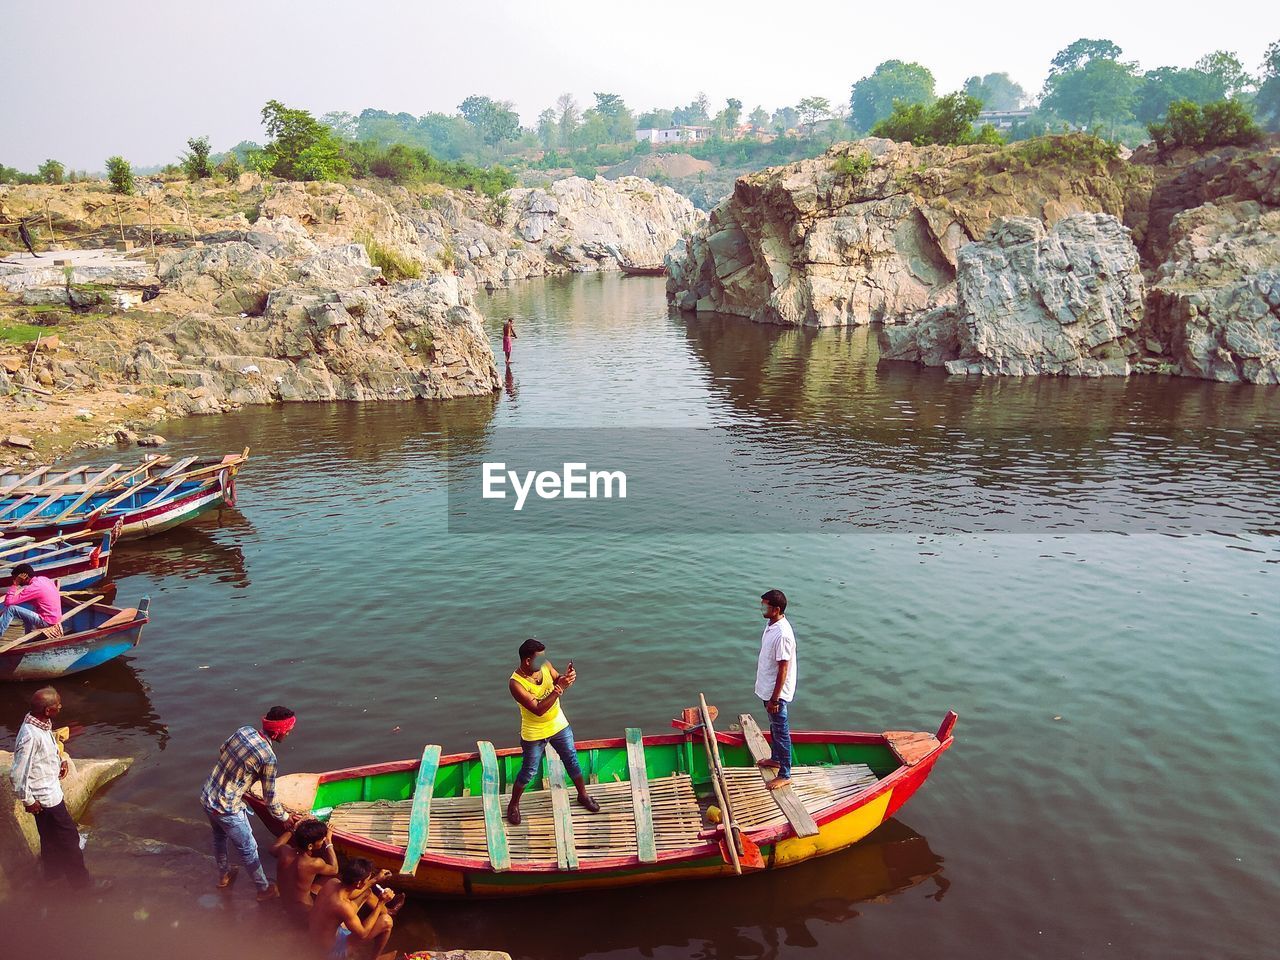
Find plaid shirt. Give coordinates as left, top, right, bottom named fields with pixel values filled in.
left=200, top=725, right=285, bottom=820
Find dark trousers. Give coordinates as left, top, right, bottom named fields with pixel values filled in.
left=34, top=800, right=90, bottom=887
left=765, top=699, right=793, bottom=779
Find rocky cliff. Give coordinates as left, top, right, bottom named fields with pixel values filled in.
left=668, top=135, right=1280, bottom=384
left=0, top=172, right=699, bottom=458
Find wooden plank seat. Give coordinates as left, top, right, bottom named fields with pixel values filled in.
left=720, top=763, right=880, bottom=831
left=326, top=772, right=703, bottom=867
left=477, top=741, right=511, bottom=872
left=398, top=744, right=441, bottom=875
left=625, top=728, right=658, bottom=864
left=737, top=714, right=820, bottom=837
left=545, top=748, right=579, bottom=870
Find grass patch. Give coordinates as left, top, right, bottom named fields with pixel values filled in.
left=0, top=321, right=46, bottom=344
left=355, top=232, right=422, bottom=282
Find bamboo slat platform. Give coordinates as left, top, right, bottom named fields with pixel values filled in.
left=327, top=772, right=704, bottom=866
left=721, top=764, right=880, bottom=830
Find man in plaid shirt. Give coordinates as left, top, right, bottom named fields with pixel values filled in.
left=200, top=705, right=296, bottom=900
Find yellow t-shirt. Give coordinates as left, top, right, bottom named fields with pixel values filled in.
left=511, top=665, right=569, bottom=742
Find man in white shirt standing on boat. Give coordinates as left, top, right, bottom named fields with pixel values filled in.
left=755, top=589, right=797, bottom=791
left=9, top=686, right=102, bottom=888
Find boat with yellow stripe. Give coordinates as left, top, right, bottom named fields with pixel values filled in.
left=249, top=704, right=957, bottom=898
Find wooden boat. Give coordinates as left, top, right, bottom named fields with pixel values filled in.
left=248, top=703, right=956, bottom=898
left=0, top=450, right=247, bottom=541
left=0, top=454, right=233, bottom=500
left=619, top=262, right=667, bottom=277
left=0, top=531, right=114, bottom=591
left=0, top=593, right=150, bottom=681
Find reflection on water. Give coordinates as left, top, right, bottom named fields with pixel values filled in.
left=2, top=274, right=1275, bottom=960
left=394, top=819, right=947, bottom=960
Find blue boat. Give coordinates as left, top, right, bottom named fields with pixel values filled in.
left=0, top=594, right=150, bottom=681
left=0, top=450, right=248, bottom=541
left=0, top=532, right=113, bottom=592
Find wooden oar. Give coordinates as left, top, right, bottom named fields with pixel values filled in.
left=0, top=465, right=52, bottom=492
left=46, top=464, right=123, bottom=524
left=0, top=467, right=87, bottom=520
left=0, top=536, right=37, bottom=558
left=698, top=693, right=741, bottom=876
left=0, top=594, right=103, bottom=654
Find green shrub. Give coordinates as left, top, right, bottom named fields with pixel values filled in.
left=871, top=92, right=1004, bottom=146
left=1148, top=98, right=1262, bottom=151
left=106, top=156, right=134, bottom=194
left=356, top=232, right=422, bottom=281
left=831, top=151, right=872, bottom=181
left=215, top=154, right=244, bottom=180
left=182, top=136, right=214, bottom=179
left=38, top=159, right=65, bottom=184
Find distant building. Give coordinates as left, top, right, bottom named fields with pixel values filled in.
left=977, top=109, right=1033, bottom=132
left=635, top=125, right=712, bottom=145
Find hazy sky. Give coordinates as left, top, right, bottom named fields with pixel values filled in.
left=2, top=0, right=1274, bottom=170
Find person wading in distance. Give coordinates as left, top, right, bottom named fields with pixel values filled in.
left=506, top=638, right=600, bottom=825
left=754, top=589, right=798, bottom=790
left=502, top=316, right=518, bottom=364
left=199, top=705, right=297, bottom=901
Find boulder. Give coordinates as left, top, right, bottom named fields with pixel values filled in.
left=0, top=749, right=132, bottom=891
left=881, top=214, right=1145, bottom=376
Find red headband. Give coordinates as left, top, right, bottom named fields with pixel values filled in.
left=262, top=715, right=296, bottom=738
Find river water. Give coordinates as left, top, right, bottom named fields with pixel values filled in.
left=3, top=273, right=1277, bottom=959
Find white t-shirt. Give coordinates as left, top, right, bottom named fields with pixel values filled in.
left=755, top=616, right=797, bottom=702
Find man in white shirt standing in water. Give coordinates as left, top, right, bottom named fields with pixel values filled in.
left=754, top=589, right=797, bottom=790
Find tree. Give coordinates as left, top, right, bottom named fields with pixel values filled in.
left=182, top=135, right=214, bottom=179
left=37, top=159, right=65, bottom=184
left=797, top=96, right=832, bottom=137
left=1041, top=55, right=1140, bottom=131
left=320, top=111, right=359, bottom=138
left=261, top=99, right=350, bottom=180
left=105, top=156, right=134, bottom=194
left=672, top=94, right=710, bottom=126
left=713, top=97, right=743, bottom=138
left=962, top=73, right=1026, bottom=111
left=1135, top=67, right=1226, bottom=124
left=536, top=108, right=558, bottom=149
left=556, top=93, right=580, bottom=143
left=458, top=95, right=520, bottom=146
left=1254, top=40, right=1280, bottom=130
left=872, top=92, right=1003, bottom=145
left=850, top=60, right=935, bottom=132
left=1194, top=51, right=1252, bottom=97
left=1148, top=98, right=1262, bottom=151
left=592, top=92, right=635, bottom=141
left=1048, top=38, right=1124, bottom=77
left=772, top=105, right=799, bottom=133
left=748, top=105, right=770, bottom=130
left=637, top=108, right=674, bottom=130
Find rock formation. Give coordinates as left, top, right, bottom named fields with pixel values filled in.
left=880, top=214, right=1146, bottom=376
left=669, top=135, right=1280, bottom=384
left=0, top=749, right=131, bottom=896
left=667, top=137, right=1136, bottom=327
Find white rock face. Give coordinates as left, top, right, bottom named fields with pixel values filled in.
left=498, top=176, right=704, bottom=274
left=881, top=214, right=1146, bottom=376
left=1147, top=202, right=1280, bottom=384
left=666, top=138, right=1132, bottom=328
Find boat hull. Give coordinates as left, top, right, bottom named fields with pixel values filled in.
left=0, top=535, right=112, bottom=591
left=249, top=724, right=953, bottom=898
left=0, top=598, right=149, bottom=681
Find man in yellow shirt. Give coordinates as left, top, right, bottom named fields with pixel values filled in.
left=506, top=638, right=600, bottom=825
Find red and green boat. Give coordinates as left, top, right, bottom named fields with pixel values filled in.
left=249, top=704, right=956, bottom=898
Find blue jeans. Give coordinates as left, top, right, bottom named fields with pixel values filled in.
left=765, top=699, right=793, bottom=779
left=514, top=724, right=584, bottom=788
left=0, top=603, right=47, bottom=635
left=205, top=807, right=269, bottom=892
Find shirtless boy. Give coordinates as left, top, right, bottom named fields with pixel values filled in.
left=271, top=817, right=339, bottom=915
left=308, top=857, right=397, bottom=960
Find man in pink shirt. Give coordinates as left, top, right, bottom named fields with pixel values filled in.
left=1, top=563, right=63, bottom=638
